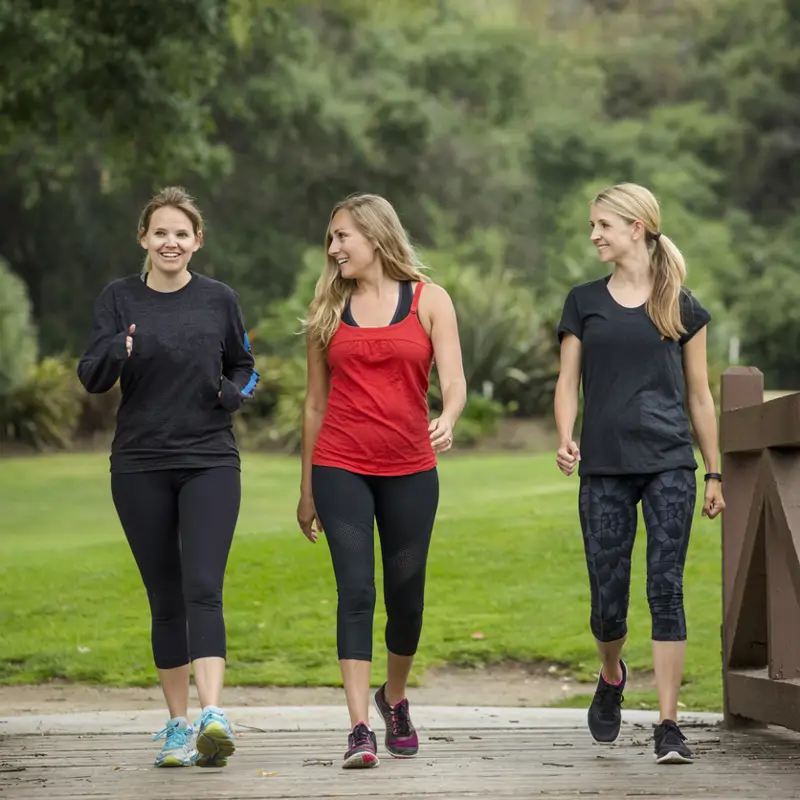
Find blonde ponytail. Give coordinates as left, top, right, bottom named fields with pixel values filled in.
left=647, top=233, right=686, bottom=340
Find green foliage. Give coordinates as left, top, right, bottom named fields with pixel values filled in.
left=0, top=261, right=37, bottom=396
left=454, top=393, right=508, bottom=447
left=0, top=0, right=230, bottom=194
left=4, top=0, right=800, bottom=398
left=425, top=230, right=558, bottom=415
left=0, top=356, right=82, bottom=451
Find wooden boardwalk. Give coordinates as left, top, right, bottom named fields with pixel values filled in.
left=3, top=716, right=800, bottom=799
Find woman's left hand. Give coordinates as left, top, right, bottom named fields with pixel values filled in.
left=702, top=479, right=725, bottom=519
left=429, top=416, right=454, bottom=454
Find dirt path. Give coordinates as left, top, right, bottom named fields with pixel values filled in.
left=0, top=662, right=656, bottom=716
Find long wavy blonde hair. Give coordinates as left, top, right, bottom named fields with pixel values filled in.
left=304, top=194, right=429, bottom=348
left=137, top=186, right=204, bottom=273
left=592, top=183, right=687, bottom=341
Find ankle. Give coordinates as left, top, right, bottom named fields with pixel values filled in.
left=601, top=664, right=623, bottom=685
left=384, top=683, right=406, bottom=707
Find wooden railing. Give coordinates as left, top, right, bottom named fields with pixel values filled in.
left=720, top=367, right=800, bottom=731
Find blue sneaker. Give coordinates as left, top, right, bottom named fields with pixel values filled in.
left=194, top=706, right=235, bottom=768
left=153, top=717, right=196, bottom=767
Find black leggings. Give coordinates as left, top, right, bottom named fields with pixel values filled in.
left=578, top=468, right=696, bottom=643
left=111, top=467, right=241, bottom=669
left=311, top=465, right=439, bottom=661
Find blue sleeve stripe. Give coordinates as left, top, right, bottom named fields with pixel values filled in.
left=241, top=368, right=260, bottom=397
left=239, top=331, right=259, bottom=397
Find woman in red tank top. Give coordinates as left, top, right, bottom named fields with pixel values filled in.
left=297, top=194, right=466, bottom=769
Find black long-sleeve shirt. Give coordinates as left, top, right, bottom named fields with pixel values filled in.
left=77, top=272, right=259, bottom=473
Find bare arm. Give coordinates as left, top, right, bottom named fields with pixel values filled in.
left=554, top=334, right=582, bottom=475
left=682, top=327, right=724, bottom=518
left=555, top=334, right=581, bottom=442
left=300, top=332, right=330, bottom=499
left=424, top=284, right=466, bottom=452
left=429, top=285, right=466, bottom=422
left=682, top=328, right=719, bottom=473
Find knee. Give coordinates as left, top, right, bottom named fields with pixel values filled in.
left=147, top=585, right=184, bottom=621
left=591, top=615, right=628, bottom=643
left=183, top=575, right=223, bottom=609
left=648, top=586, right=686, bottom=641
left=339, top=583, right=376, bottom=617
left=386, top=590, right=424, bottom=624
left=589, top=591, right=628, bottom=642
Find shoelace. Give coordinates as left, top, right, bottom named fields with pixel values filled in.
left=595, top=680, right=624, bottom=721
left=390, top=699, right=412, bottom=736
left=350, top=723, right=372, bottom=747
left=194, top=710, right=228, bottom=732
left=153, top=722, right=192, bottom=748
left=658, top=722, right=686, bottom=747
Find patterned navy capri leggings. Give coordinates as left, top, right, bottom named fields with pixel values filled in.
left=578, top=468, right=696, bottom=643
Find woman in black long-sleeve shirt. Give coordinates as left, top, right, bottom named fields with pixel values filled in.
left=77, top=186, right=258, bottom=770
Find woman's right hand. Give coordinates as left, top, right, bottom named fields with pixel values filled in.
left=556, top=439, right=580, bottom=476
left=297, top=493, right=321, bottom=543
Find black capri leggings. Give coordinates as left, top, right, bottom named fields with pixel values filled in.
left=578, top=468, right=696, bottom=643
left=311, top=465, right=439, bottom=661
left=111, top=467, right=241, bottom=669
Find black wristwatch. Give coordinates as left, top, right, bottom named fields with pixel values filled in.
left=704, top=472, right=722, bottom=482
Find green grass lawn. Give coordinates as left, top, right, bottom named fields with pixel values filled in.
left=0, top=451, right=724, bottom=710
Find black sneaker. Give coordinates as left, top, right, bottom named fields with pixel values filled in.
left=587, top=659, right=627, bottom=743
left=342, top=722, right=379, bottom=769
left=654, top=719, right=693, bottom=764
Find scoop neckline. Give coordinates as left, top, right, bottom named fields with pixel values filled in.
left=603, top=274, right=648, bottom=312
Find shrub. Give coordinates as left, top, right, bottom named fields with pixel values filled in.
left=0, top=356, right=82, bottom=450
left=0, top=260, right=38, bottom=396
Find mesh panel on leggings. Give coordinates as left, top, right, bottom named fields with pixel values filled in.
left=326, top=517, right=373, bottom=552
left=383, top=541, right=427, bottom=586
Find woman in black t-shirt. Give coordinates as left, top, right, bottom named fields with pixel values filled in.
left=554, top=182, right=724, bottom=765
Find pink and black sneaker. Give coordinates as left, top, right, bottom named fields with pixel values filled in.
left=373, top=683, right=419, bottom=758
left=342, top=722, right=379, bottom=769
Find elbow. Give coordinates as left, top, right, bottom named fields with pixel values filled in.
left=77, top=368, right=105, bottom=395
left=304, top=392, right=328, bottom=419
left=555, top=376, right=578, bottom=404
left=442, top=377, right=467, bottom=397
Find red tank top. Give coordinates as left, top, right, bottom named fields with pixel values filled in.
left=312, top=282, right=436, bottom=476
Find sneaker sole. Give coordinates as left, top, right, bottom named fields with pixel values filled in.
left=342, top=751, right=379, bottom=769
left=373, top=696, right=419, bottom=758
left=587, top=712, right=621, bottom=743
left=155, top=754, right=194, bottom=768
left=195, top=721, right=235, bottom=768
left=655, top=751, right=693, bottom=765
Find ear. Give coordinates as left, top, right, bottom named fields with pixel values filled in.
left=631, top=219, right=646, bottom=241
left=138, top=228, right=148, bottom=250
left=194, top=231, right=204, bottom=251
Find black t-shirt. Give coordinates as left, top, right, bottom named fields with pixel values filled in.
left=557, top=275, right=710, bottom=476
left=77, top=272, right=259, bottom=473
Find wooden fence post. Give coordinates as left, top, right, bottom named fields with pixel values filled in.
left=720, top=367, right=764, bottom=729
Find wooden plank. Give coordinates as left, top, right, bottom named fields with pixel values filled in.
left=721, top=393, right=800, bottom=454
left=727, top=669, right=800, bottom=733
left=3, top=725, right=800, bottom=799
